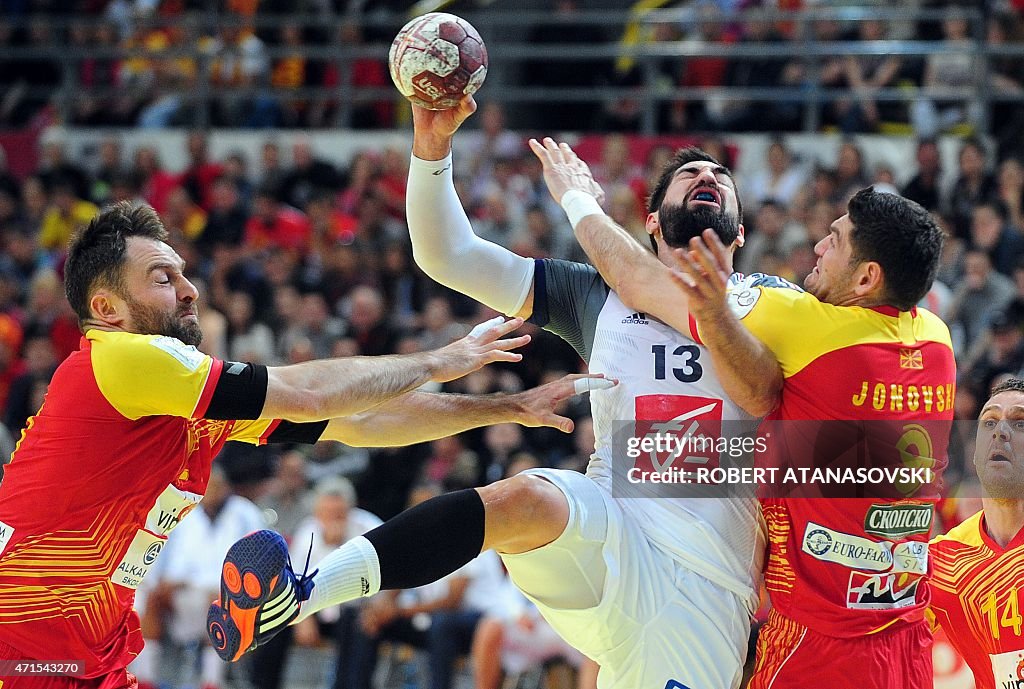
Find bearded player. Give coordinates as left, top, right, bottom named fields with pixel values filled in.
left=930, top=378, right=1024, bottom=689
left=209, top=97, right=782, bottom=688
left=0, top=201, right=599, bottom=688
left=532, top=137, right=952, bottom=688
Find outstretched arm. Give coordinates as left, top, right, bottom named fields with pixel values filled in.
left=526, top=138, right=694, bottom=336
left=407, top=99, right=536, bottom=319
left=321, top=374, right=614, bottom=446
left=672, top=230, right=783, bottom=416
left=262, top=317, right=529, bottom=422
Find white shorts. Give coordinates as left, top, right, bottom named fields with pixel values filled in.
left=500, top=468, right=750, bottom=689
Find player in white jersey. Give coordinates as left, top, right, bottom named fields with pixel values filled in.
left=211, top=100, right=781, bottom=689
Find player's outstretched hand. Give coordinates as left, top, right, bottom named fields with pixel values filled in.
left=430, top=316, right=530, bottom=383
left=513, top=373, right=617, bottom=433
left=528, top=137, right=606, bottom=205
left=411, top=96, right=477, bottom=142
left=670, top=229, right=732, bottom=323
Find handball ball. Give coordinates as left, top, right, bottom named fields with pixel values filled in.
left=389, top=12, right=488, bottom=111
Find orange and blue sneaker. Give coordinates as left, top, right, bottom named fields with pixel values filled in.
left=206, top=529, right=316, bottom=661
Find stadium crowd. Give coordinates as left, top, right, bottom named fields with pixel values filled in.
left=0, top=0, right=1023, bottom=148
left=2, top=1, right=1024, bottom=688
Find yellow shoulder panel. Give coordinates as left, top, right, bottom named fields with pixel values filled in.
left=89, top=330, right=215, bottom=420
left=930, top=510, right=985, bottom=548
left=737, top=288, right=952, bottom=377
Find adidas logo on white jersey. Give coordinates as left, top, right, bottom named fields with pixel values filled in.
left=621, top=312, right=649, bottom=325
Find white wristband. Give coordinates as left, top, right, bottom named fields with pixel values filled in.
left=560, top=190, right=605, bottom=229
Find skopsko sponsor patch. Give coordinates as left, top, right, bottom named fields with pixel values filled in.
left=863, top=503, right=933, bottom=539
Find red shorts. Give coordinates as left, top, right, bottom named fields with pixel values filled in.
left=0, top=641, right=137, bottom=689
left=748, top=608, right=932, bottom=689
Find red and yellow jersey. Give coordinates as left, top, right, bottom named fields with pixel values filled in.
left=930, top=511, right=1024, bottom=689
left=0, top=330, right=280, bottom=677
left=692, top=275, right=956, bottom=637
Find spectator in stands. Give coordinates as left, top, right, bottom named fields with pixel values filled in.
left=224, top=289, right=276, bottom=364
left=471, top=583, right=585, bottom=689
left=912, top=7, right=983, bottom=138
left=715, top=8, right=801, bottom=132
left=258, top=139, right=285, bottom=191
left=281, top=137, right=340, bottom=211
left=270, top=22, right=310, bottom=127
left=132, top=146, right=178, bottom=215
left=343, top=285, right=398, bottom=357
left=354, top=191, right=404, bottom=253
left=523, top=0, right=610, bottom=131
left=379, top=241, right=424, bottom=332
left=472, top=190, right=523, bottom=250
left=832, top=140, right=870, bottom=203
left=353, top=548, right=509, bottom=689
left=37, top=139, right=90, bottom=201
left=669, top=1, right=735, bottom=132
left=18, top=176, right=48, bottom=236
left=949, top=138, right=998, bottom=240
left=421, top=434, right=478, bottom=492
left=963, top=307, right=1024, bottom=400
left=319, top=20, right=394, bottom=129
left=205, top=19, right=275, bottom=127
left=37, top=178, right=99, bottom=252
left=162, top=186, right=207, bottom=243
left=970, top=200, right=1024, bottom=276
left=901, top=138, right=943, bottom=211
left=457, top=102, right=523, bottom=199
left=250, top=477, right=382, bottom=689
left=2, top=332, right=55, bottom=433
left=834, top=18, right=903, bottom=133
left=743, top=138, right=806, bottom=207
left=737, top=199, right=808, bottom=276
left=417, top=296, right=466, bottom=353
left=948, top=250, right=1017, bottom=356
left=479, top=423, right=528, bottom=485
left=604, top=183, right=647, bottom=250
left=244, top=184, right=312, bottom=255
left=997, top=157, right=1024, bottom=231
left=133, top=465, right=265, bottom=689
left=222, top=150, right=254, bottom=205
left=258, top=449, right=314, bottom=540
left=294, top=291, right=346, bottom=359
left=199, top=176, right=249, bottom=250
left=511, top=206, right=572, bottom=260
left=988, top=10, right=1024, bottom=159
left=89, top=137, right=127, bottom=205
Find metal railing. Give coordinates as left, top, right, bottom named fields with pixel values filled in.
left=0, top=5, right=1016, bottom=133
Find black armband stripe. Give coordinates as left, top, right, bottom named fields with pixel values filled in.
left=267, top=420, right=329, bottom=444
left=528, top=258, right=550, bottom=327
left=205, top=362, right=269, bottom=420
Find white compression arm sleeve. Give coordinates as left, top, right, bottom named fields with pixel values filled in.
left=407, top=153, right=535, bottom=316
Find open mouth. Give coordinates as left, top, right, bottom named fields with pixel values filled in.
left=689, top=187, right=722, bottom=207
left=989, top=451, right=1012, bottom=463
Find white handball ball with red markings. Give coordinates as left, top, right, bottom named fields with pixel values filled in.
left=389, top=12, right=488, bottom=110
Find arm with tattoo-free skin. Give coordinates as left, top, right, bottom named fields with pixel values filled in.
left=320, top=373, right=613, bottom=446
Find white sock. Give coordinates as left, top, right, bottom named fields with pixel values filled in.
left=294, top=535, right=380, bottom=623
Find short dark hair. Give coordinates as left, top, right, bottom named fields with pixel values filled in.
left=846, top=187, right=943, bottom=311
left=647, top=146, right=741, bottom=218
left=646, top=146, right=742, bottom=252
left=990, top=377, right=1024, bottom=397
left=65, top=201, right=167, bottom=325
